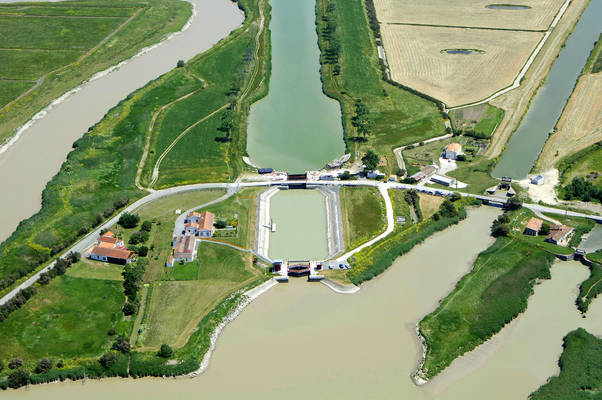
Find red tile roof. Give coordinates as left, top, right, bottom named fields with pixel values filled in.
left=199, top=211, right=214, bottom=231
left=91, top=246, right=132, bottom=260
left=525, top=217, right=543, bottom=232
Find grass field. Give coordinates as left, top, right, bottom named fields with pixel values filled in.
left=576, top=262, right=602, bottom=313
left=0, top=275, right=127, bottom=361
left=316, top=0, right=444, bottom=174
left=402, top=136, right=487, bottom=169
left=450, top=104, right=505, bottom=138
left=530, top=328, right=602, bottom=399
left=380, top=24, right=542, bottom=106
left=418, top=193, right=444, bottom=219
left=66, top=259, right=124, bottom=281
left=372, top=0, right=566, bottom=30
left=556, top=142, right=602, bottom=186
left=418, top=237, right=554, bottom=379
left=0, top=0, right=192, bottom=143
left=340, top=187, right=386, bottom=250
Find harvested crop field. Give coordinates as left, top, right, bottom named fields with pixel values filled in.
left=373, top=0, right=566, bottom=30
left=536, top=72, right=602, bottom=171
left=380, top=24, right=542, bottom=106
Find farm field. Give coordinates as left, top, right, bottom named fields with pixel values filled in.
left=450, top=103, right=504, bottom=138
left=556, top=143, right=602, bottom=187
left=340, top=187, right=386, bottom=250
left=380, top=24, right=542, bottom=106
left=0, top=0, right=192, bottom=145
left=372, top=0, right=566, bottom=30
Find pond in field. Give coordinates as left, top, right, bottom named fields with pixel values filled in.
left=246, top=0, right=344, bottom=173
left=442, top=49, right=485, bottom=55
left=268, top=189, right=328, bottom=260
left=493, top=0, right=602, bottom=179
left=486, top=4, right=531, bottom=10
left=13, top=206, right=602, bottom=399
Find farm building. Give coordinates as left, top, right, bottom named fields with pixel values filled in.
left=544, top=224, right=574, bottom=246
left=172, top=235, right=198, bottom=262
left=524, top=217, right=543, bottom=236
left=367, top=170, right=386, bottom=179
left=410, top=165, right=437, bottom=182
left=531, top=175, right=544, bottom=185
left=443, top=143, right=462, bottom=160
left=184, top=211, right=215, bottom=237
left=97, top=231, right=124, bottom=248
left=430, top=174, right=456, bottom=187
left=90, top=246, right=133, bottom=265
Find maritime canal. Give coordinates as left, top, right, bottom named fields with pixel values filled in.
left=246, top=0, right=345, bottom=172
left=493, top=0, right=602, bottom=179
left=13, top=207, right=602, bottom=399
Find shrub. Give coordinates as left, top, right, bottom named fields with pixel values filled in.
left=35, top=358, right=53, bottom=374
left=491, top=223, right=509, bottom=237
left=157, top=344, right=173, bottom=358
left=8, top=358, right=23, bottom=369
left=504, top=197, right=522, bottom=211
left=141, top=221, right=152, bottom=232
left=66, top=252, right=80, bottom=264
left=361, top=150, right=379, bottom=170
left=108, top=328, right=117, bottom=336
left=129, top=231, right=149, bottom=245
left=118, top=212, right=139, bottom=229
left=111, top=336, right=131, bottom=353
left=8, top=369, right=29, bottom=389
left=137, top=246, right=149, bottom=257
left=540, top=223, right=551, bottom=235
left=98, top=353, right=117, bottom=369
left=177, top=59, right=185, bottom=68
left=214, top=220, right=227, bottom=229
left=122, top=302, right=138, bottom=316
left=439, top=199, right=458, bottom=218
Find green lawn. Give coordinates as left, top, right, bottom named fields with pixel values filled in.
left=66, top=260, right=124, bottom=281
left=0, top=0, right=191, bottom=132
left=0, top=80, right=35, bottom=107
left=316, top=0, right=444, bottom=175
left=530, top=328, right=602, bottom=399
left=0, top=275, right=127, bottom=361
left=418, top=237, right=554, bottom=379
left=340, top=186, right=385, bottom=250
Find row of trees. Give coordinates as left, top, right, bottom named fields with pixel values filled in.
left=121, top=260, right=148, bottom=316
left=321, top=2, right=341, bottom=71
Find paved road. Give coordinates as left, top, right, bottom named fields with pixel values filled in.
left=2, top=177, right=600, bottom=305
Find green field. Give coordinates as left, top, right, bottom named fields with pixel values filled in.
left=530, top=328, right=602, bottom=399
left=340, top=187, right=385, bottom=250
left=418, top=237, right=554, bottom=379
left=450, top=104, right=504, bottom=138
left=576, top=262, right=602, bottom=313
left=66, top=260, right=124, bottom=281
left=557, top=141, right=602, bottom=188
left=316, top=0, right=444, bottom=174
left=583, top=33, right=602, bottom=74
left=0, top=275, right=127, bottom=361
left=0, top=0, right=192, bottom=141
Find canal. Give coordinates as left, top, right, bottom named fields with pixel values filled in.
left=492, top=0, right=602, bottom=179
left=12, top=207, right=602, bottom=399
left=246, top=0, right=345, bottom=172
left=268, top=189, right=328, bottom=260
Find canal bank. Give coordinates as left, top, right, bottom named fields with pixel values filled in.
left=0, top=0, right=244, bottom=242
left=492, top=0, right=602, bottom=179
left=246, top=0, right=345, bottom=172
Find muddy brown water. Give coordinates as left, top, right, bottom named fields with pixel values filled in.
left=0, top=0, right=244, bottom=242
left=11, top=207, right=601, bottom=399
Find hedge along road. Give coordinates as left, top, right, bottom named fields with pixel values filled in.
left=2, top=178, right=600, bottom=306
left=0, top=0, right=244, bottom=242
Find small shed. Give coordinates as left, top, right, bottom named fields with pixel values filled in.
left=531, top=175, right=544, bottom=185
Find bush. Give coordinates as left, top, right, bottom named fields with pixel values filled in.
left=112, top=336, right=131, bottom=353
left=98, top=353, right=117, bottom=369
left=340, top=171, right=351, bottom=180
left=177, top=59, right=185, bottom=68
left=491, top=223, right=509, bottom=237
left=214, top=220, right=227, bottom=229
left=362, top=150, right=379, bottom=170
left=439, top=199, right=458, bottom=218
left=118, top=212, right=139, bottom=229
left=66, top=251, right=80, bottom=264
left=35, top=358, right=53, bottom=374
left=157, top=344, right=173, bottom=358
left=504, top=197, right=522, bottom=211
left=129, top=231, right=149, bottom=245
left=122, top=302, right=138, bottom=316
left=540, top=223, right=550, bottom=235
left=8, top=358, right=23, bottom=369
left=141, top=220, right=152, bottom=232
left=8, top=369, right=30, bottom=389
left=137, top=246, right=149, bottom=257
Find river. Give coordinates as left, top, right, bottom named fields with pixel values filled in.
left=492, top=0, right=602, bottom=179
left=0, top=0, right=244, bottom=242
left=11, top=206, right=601, bottom=399
left=246, top=0, right=345, bottom=173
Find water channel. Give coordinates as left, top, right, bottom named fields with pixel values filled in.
left=246, top=0, right=345, bottom=173
left=13, top=206, right=602, bottom=399
left=492, top=0, right=602, bottom=179
left=0, top=0, right=243, bottom=242
left=268, top=189, right=328, bottom=260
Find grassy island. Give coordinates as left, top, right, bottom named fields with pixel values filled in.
left=0, top=0, right=192, bottom=146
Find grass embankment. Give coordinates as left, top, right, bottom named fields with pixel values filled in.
left=418, top=233, right=555, bottom=379
left=576, top=261, right=602, bottom=313
left=316, top=0, right=444, bottom=174
left=0, top=0, right=265, bottom=298
left=555, top=141, right=602, bottom=203
left=530, top=328, right=602, bottom=400
left=0, top=0, right=192, bottom=144
left=449, top=104, right=505, bottom=139
left=346, top=195, right=476, bottom=285
left=340, top=187, right=385, bottom=251
left=583, top=33, right=602, bottom=74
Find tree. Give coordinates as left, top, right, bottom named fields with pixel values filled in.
left=504, top=197, right=522, bottom=211
left=122, top=302, right=138, bottom=316
left=491, top=223, right=509, bottom=237
left=141, top=220, right=152, bottom=232
left=340, top=171, right=351, bottom=180
left=8, top=369, right=29, bottom=388
left=118, top=212, right=140, bottom=229
left=8, top=358, right=23, bottom=370
left=362, top=150, right=379, bottom=171
left=352, top=100, right=373, bottom=137
left=137, top=246, right=149, bottom=257
left=112, top=336, right=131, bottom=353
left=214, top=220, right=227, bottom=229
left=540, top=223, right=551, bottom=235
left=157, top=344, right=173, bottom=358
left=176, top=59, right=185, bottom=68
left=67, top=251, right=81, bottom=263
left=129, top=231, right=149, bottom=245
left=35, top=358, right=53, bottom=374
left=439, top=199, right=458, bottom=218
left=98, top=353, right=117, bottom=369
left=449, top=192, right=462, bottom=202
